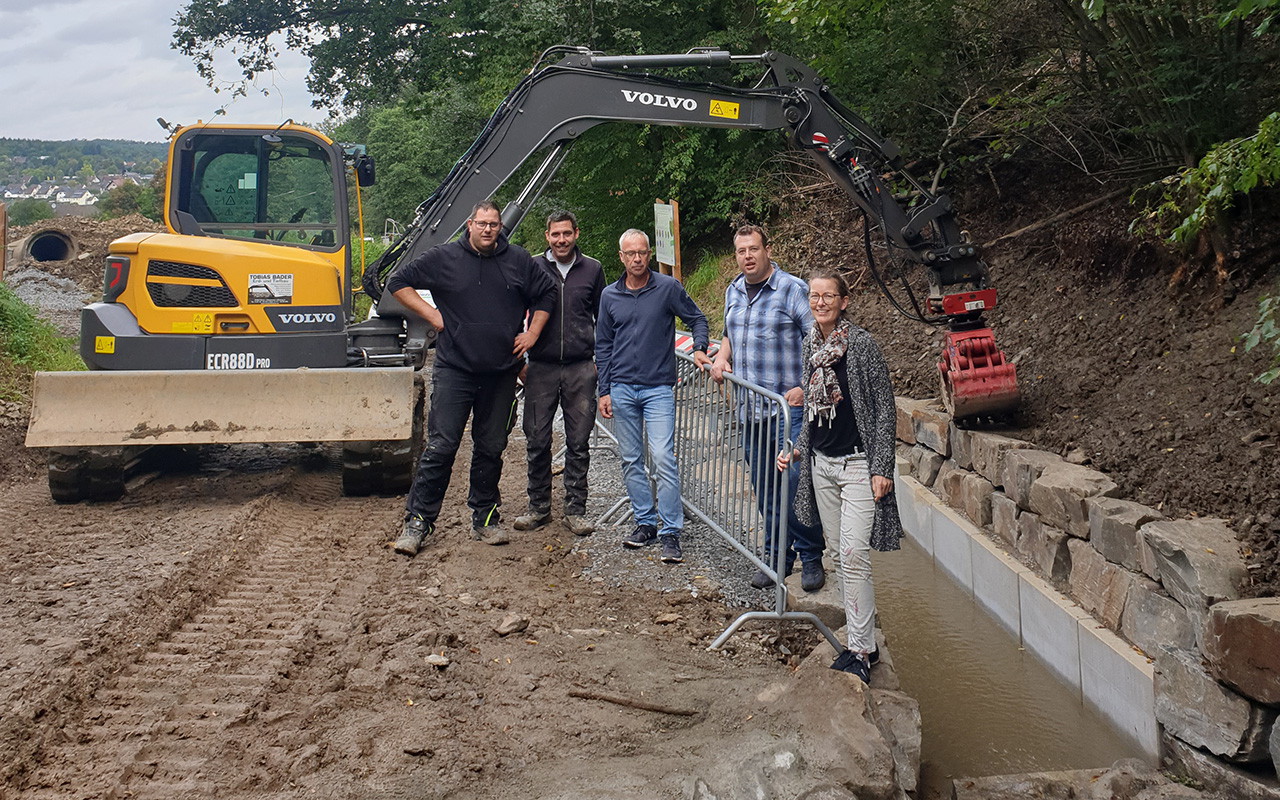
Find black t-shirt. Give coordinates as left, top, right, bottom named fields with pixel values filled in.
left=810, top=353, right=864, bottom=457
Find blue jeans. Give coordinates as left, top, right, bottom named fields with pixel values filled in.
left=742, top=411, right=826, bottom=571
left=609, top=383, right=683, bottom=538
left=405, top=363, right=519, bottom=528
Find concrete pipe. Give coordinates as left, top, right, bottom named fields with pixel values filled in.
left=14, top=228, right=79, bottom=263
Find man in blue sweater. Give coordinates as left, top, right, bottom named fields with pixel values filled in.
left=387, top=201, right=557, bottom=556
left=596, top=228, right=711, bottom=564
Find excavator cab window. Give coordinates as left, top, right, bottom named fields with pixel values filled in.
left=171, top=131, right=339, bottom=251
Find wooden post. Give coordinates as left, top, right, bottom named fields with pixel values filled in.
left=653, top=198, right=682, bottom=282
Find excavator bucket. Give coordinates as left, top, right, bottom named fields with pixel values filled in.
left=25, top=367, right=415, bottom=448
left=938, top=328, right=1020, bottom=419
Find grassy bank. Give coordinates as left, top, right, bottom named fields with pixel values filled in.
left=0, top=283, right=84, bottom=403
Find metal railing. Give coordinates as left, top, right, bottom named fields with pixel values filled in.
left=593, top=351, right=840, bottom=652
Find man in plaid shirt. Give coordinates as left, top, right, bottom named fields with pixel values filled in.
left=710, top=225, right=827, bottom=591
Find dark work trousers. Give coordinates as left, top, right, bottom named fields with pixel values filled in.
left=742, top=412, right=827, bottom=573
left=521, top=358, right=598, bottom=517
left=405, top=362, right=520, bottom=529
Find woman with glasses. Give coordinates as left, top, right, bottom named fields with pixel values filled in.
left=777, top=268, right=902, bottom=682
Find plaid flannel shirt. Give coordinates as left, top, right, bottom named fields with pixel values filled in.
left=722, top=263, right=813, bottom=422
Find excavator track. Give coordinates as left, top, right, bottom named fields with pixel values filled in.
left=46, top=445, right=148, bottom=503
left=341, top=369, right=426, bottom=496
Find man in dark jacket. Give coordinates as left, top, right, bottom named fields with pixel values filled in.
left=388, top=201, right=557, bottom=556
left=514, top=211, right=606, bottom=537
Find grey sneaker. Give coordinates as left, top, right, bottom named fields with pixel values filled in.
left=659, top=535, right=683, bottom=563
left=622, top=524, right=658, bottom=548
left=564, top=515, right=595, bottom=536
left=472, top=524, right=511, bottom=546
left=513, top=510, right=551, bottom=531
left=749, top=569, right=775, bottom=589
left=394, top=515, right=431, bottom=556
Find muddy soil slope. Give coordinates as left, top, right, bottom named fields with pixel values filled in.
left=769, top=169, right=1280, bottom=595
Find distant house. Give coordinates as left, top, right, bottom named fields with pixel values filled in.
left=55, top=187, right=95, bottom=206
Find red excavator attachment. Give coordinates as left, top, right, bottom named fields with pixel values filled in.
left=938, top=327, right=1019, bottom=418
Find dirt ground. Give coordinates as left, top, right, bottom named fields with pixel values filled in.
left=0, top=433, right=923, bottom=799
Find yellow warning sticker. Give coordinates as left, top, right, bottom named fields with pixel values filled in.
left=709, top=100, right=740, bottom=120
left=171, top=314, right=213, bottom=334
left=94, top=336, right=115, bottom=354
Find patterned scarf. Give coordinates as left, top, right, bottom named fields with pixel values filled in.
left=805, top=317, right=852, bottom=426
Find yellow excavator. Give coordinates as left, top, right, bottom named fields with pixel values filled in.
left=26, top=47, right=1018, bottom=502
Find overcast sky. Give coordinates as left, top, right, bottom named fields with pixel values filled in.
left=0, top=0, right=328, bottom=143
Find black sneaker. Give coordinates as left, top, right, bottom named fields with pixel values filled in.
left=800, top=561, right=826, bottom=592
left=868, top=647, right=880, bottom=667
left=749, top=569, right=775, bottom=589
left=830, top=649, right=870, bottom=683
left=659, top=535, right=683, bottom=563
left=394, top=515, right=431, bottom=556
left=622, top=524, right=658, bottom=548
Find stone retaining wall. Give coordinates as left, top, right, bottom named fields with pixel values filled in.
left=894, top=397, right=1280, bottom=797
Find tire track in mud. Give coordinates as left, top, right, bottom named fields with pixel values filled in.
left=16, top=463, right=392, bottom=799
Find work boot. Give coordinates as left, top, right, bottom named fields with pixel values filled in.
left=800, top=560, right=826, bottom=592
left=564, top=515, right=595, bottom=536
left=513, top=509, right=551, bottom=531
left=622, top=524, right=658, bottom=549
left=472, top=524, right=511, bottom=546
left=394, top=515, right=431, bottom=557
left=659, top=535, right=683, bottom=563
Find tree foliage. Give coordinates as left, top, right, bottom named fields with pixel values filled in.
left=96, top=179, right=164, bottom=222
left=7, top=198, right=54, bottom=226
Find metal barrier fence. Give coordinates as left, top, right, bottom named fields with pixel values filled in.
left=593, top=351, right=840, bottom=652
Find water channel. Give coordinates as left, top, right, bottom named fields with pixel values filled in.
left=872, top=536, right=1145, bottom=799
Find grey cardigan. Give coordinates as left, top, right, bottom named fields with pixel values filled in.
left=793, top=321, right=903, bottom=552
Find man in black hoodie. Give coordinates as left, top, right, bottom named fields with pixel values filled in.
left=387, top=201, right=557, bottom=556
left=513, top=211, right=606, bottom=537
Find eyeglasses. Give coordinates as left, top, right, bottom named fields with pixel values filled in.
left=470, top=221, right=501, bottom=230
left=808, top=293, right=841, bottom=304
left=620, top=249, right=651, bottom=259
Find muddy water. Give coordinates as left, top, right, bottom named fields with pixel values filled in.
left=871, top=537, right=1144, bottom=798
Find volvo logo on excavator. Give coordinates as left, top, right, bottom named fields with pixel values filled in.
left=264, top=305, right=345, bottom=333
left=621, top=90, right=698, bottom=111
left=278, top=313, right=337, bottom=324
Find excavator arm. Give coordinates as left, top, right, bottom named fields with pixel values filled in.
left=368, top=47, right=1017, bottom=418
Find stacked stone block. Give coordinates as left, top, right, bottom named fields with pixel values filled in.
left=895, top=397, right=1280, bottom=795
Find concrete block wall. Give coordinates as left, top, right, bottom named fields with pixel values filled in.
left=894, top=397, right=1280, bottom=795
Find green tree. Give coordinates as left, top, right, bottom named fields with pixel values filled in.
left=97, top=181, right=161, bottom=221
left=7, top=198, right=54, bottom=226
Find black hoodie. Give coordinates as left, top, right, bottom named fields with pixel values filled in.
left=387, top=234, right=556, bottom=374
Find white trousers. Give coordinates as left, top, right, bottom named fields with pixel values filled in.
left=812, top=451, right=876, bottom=654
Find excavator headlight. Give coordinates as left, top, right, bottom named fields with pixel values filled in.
left=103, top=256, right=130, bottom=302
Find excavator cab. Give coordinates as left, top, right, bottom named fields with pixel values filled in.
left=169, top=128, right=340, bottom=249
